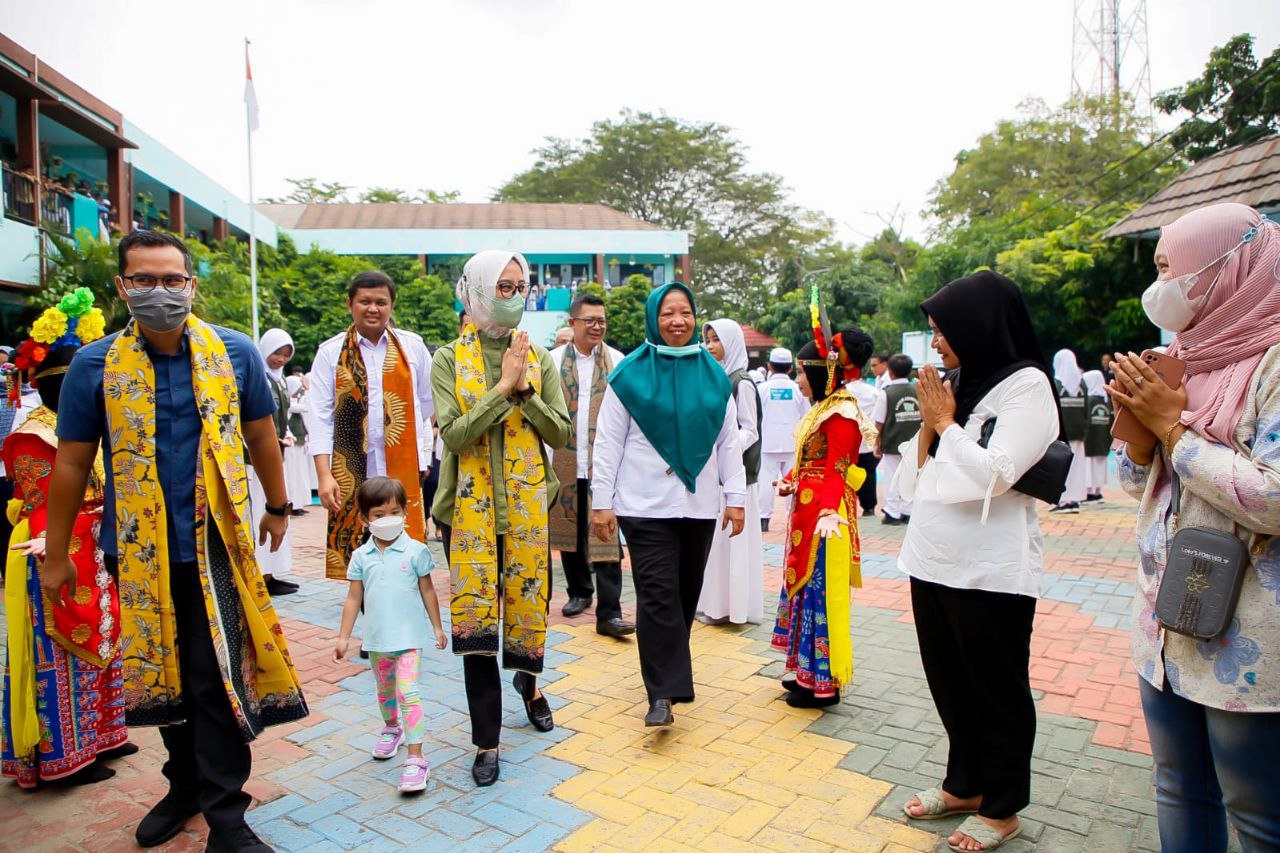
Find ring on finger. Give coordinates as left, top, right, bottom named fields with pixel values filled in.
left=1134, top=376, right=1144, bottom=386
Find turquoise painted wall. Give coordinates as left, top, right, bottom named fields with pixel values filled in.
left=0, top=219, right=40, bottom=286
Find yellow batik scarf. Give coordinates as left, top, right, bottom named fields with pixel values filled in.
left=449, top=325, right=549, bottom=673
left=105, top=316, right=307, bottom=737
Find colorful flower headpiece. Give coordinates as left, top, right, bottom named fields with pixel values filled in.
left=800, top=285, right=863, bottom=396
left=9, top=288, right=106, bottom=405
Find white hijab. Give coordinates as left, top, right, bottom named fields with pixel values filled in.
left=1082, top=369, right=1106, bottom=398
left=456, top=250, right=531, bottom=338
left=286, top=374, right=304, bottom=397
left=704, top=318, right=749, bottom=376
left=257, top=328, right=294, bottom=382
left=1052, top=348, right=1083, bottom=396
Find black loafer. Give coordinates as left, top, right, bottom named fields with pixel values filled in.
left=204, top=824, right=274, bottom=853
left=472, top=749, right=500, bottom=787
left=513, top=672, right=555, bottom=732
left=561, top=596, right=592, bottom=617
left=645, top=699, right=674, bottom=727
left=786, top=688, right=841, bottom=709
left=596, top=617, right=636, bottom=638
left=265, top=577, right=299, bottom=596
left=781, top=678, right=805, bottom=694
left=136, top=793, right=201, bottom=848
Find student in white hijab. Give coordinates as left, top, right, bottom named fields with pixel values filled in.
left=696, top=319, right=764, bottom=624
left=253, top=328, right=299, bottom=595
left=1081, top=369, right=1111, bottom=502
left=1051, top=348, right=1088, bottom=513
left=283, top=369, right=314, bottom=509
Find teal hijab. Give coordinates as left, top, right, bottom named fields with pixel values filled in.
left=608, top=282, right=731, bottom=493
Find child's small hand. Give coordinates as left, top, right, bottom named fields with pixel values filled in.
left=434, top=628, right=449, bottom=650
left=333, top=637, right=350, bottom=663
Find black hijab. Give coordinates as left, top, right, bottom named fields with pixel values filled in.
left=920, top=271, right=1062, bottom=436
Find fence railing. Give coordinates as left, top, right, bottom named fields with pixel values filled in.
left=2, top=165, right=37, bottom=225
left=40, top=188, right=73, bottom=235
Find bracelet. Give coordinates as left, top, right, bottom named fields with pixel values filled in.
left=1161, top=422, right=1182, bottom=457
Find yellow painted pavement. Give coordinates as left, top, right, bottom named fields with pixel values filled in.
left=543, top=622, right=940, bottom=852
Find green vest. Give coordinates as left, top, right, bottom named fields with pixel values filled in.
left=882, top=382, right=922, bottom=454
left=729, top=370, right=763, bottom=485
left=1056, top=380, right=1088, bottom=442
left=1084, top=395, right=1113, bottom=457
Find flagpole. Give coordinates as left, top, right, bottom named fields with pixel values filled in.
left=245, top=37, right=260, bottom=342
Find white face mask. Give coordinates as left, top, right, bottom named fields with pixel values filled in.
left=1142, top=239, right=1244, bottom=333
left=367, top=515, right=405, bottom=542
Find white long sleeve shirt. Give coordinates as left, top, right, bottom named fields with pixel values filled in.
left=549, top=342, right=625, bottom=480
left=758, top=374, right=809, bottom=454
left=846, top=380, right=886, bottom=445
left=732, top=376, right=760, bottom=459
left=591, top=386, right=746, bottom=519
left=894, top=367, right=1059, bottom=598
left=308, top=327, right=435, bottom=474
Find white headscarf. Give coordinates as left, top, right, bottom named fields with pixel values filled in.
left=286, top=374, right=304, bottom=397
left=456, top=250, right=531, bottom=338
left=1082, top=369, right=1106, bottom=398
left=704, top=319, right=749, bottom=376
left=257, top=328, right=294, bottom=382
left=1052, top=348, right=1083, bottom=396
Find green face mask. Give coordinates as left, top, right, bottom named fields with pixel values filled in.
left=491, top=294, right=525, bottom=329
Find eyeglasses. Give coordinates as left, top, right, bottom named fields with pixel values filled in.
left=572, top=318, right=607, bottom=328
left=122, top=274, right=193, bottom=292
left=496, top=280, right=530, bottom=298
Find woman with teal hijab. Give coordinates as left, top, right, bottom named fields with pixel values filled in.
left=590, top=282, right=748, bottom=726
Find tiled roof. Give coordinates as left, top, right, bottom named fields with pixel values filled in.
left=1107, top=135, right=1280, bottom=238
left=740, top=324, right=777, bottom=349
left=256, top=203, right=663, bottom=232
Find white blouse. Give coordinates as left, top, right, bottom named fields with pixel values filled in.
left=894, top=367, right=1059, bottom=598
left=591, top=386, right=746, bottom=519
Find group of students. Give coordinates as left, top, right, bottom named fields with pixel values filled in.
left=1050, top=348, right=1117, bottom=513
left=4, top=200, right=1280, bottom=853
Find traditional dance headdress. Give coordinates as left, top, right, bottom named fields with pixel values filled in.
left=9, top=288, right=107, bottom=405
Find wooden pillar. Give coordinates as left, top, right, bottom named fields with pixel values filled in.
left=212, top=216, right=229, bottom=241
left=676, top=254, right=690, bottom=283
left=106, top=150, right=131, bottom=234
left=418, top=254, right=429, bottom=276
left=168, top=190, right=185, bottom=235
left=594, top=253, right=605, bottom=286
left=15, top=97, right=40, bottom=226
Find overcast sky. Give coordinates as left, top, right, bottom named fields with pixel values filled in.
left=5, top=1, right=1277, bottom=243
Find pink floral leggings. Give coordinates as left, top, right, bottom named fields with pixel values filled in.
left=369, top=650, right=424, bottom=745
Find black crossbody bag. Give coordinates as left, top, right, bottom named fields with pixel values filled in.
left=978, top=417, right=1073, bottom=506
left=1153, top=472, right=1248, bottom=640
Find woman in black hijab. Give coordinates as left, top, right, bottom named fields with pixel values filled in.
left=893, top=271, right=1060, bottom=853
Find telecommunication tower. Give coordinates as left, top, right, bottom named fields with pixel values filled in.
left=1071, top=0, right=1153, bottom=111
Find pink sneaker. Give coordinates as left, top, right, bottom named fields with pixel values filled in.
left=372, top=724, right=404, bottom=760
left=399, top=755, right=430, bottom=792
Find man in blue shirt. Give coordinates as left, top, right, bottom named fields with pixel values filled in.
left=41, top=231, right=299, bottom=853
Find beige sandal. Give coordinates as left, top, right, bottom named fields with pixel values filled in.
left=947, top=816, right=1023, bottom=851
left=903, top=787, right=979, bottom=820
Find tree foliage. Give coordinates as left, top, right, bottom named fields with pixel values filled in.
left=1154, top=34, right=1280, bottom=162
left=264, top=178, right=461, bottom=205
left=601, top=274, right=652, bottom=352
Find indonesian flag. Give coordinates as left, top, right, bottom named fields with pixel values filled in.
left=244, top=49, right=260, bottom=131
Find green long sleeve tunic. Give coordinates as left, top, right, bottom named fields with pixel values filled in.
left=429, top=333, right=570, bottom=533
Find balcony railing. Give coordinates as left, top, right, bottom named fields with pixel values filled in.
left=2, top=165, right=37, bottom=225
left=41, top=188, right=73, bottom=235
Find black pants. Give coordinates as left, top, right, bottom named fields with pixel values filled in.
left=105, top=554, right=253, bottom=834
left=617, top=517, right=716, bottom=703
left=910, top=577, right=1036, bottom=819
left=422, top=463, right=438, bottom=530
left=0, top=478, right=12, bottom=580
left=561, top=479, right=623, bottom=621
left=856, top=452, right=878, bottom=514
left=439, top=522, right=539, bottom=749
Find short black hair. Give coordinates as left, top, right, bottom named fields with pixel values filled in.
left=836, top=327, right=875, bottom=369
left=872, top=352, right=889, bottom=363
left=768, top=361, right=791, bottom=374
left=357, top=476, right=407, bottom=517
left=569, top=294, right=605, bottom=317
left=118, top=230, right=193, bottom=276
left=888, top=354, right=913, bottom=379
left=347, top=270, right=396, bottom=302
left=289, top=365, right=304, bottom=375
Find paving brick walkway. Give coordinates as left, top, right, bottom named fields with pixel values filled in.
left=2, top=488, right=1196, bottom=852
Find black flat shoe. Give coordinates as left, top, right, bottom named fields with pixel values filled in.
left=596, top=617, right=636, bottom=638
left=513, top=672, right=555, bottom=732
left=785, top=688, right=841, bottom=709
left=265, top=577, right=299, bottom=596
left=645, top=699, right=674, bottom=727
left=136, top=792, right=201, bottom=848
left=204, top=824, right=273, bottom=853
left=472, top=749, right=500, bottom=787
left=561, top=596, right=592, bottom=617
left=781, top=678, right=807, bottom=694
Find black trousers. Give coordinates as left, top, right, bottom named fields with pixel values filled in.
left=105, top=554, right=253, bottom=834
left=0, top=478, right=12, bottom=580
left=910, top=577, right=1037, bottom=819
left=439, top=522, right=539, bottom=749
left=422, top=463, right=439, bottom=530
left=856, top=452, right=878, bottom=514
left=617, top=517, right=716, bottom=703
left=561, top=479, right=623, bottom=621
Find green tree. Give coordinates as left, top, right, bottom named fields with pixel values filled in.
left=39, top=227, right=128, bottom=327
left=359, top=187, right=413, bottom=203
left=394, top=275, right=464, bottom=345
left=416, top=189, right=461, bottom=203
left=756, top=259, right=900, bottom=357
left=495, top=110, right=832, bottom=320
left=261, top=177, right=351, bottom=204
left=602, top=274, right=653, bottom=352
left=1154, top=34, right=1280, bottom=162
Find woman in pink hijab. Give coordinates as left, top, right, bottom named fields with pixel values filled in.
left=1108, top=202, right=1280, bottom=853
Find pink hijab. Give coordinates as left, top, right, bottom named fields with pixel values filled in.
left=1163, top=203, right=1280, bottom=445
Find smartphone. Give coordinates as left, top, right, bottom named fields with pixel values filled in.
left=1111, top=350, right=1187, bottom=445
